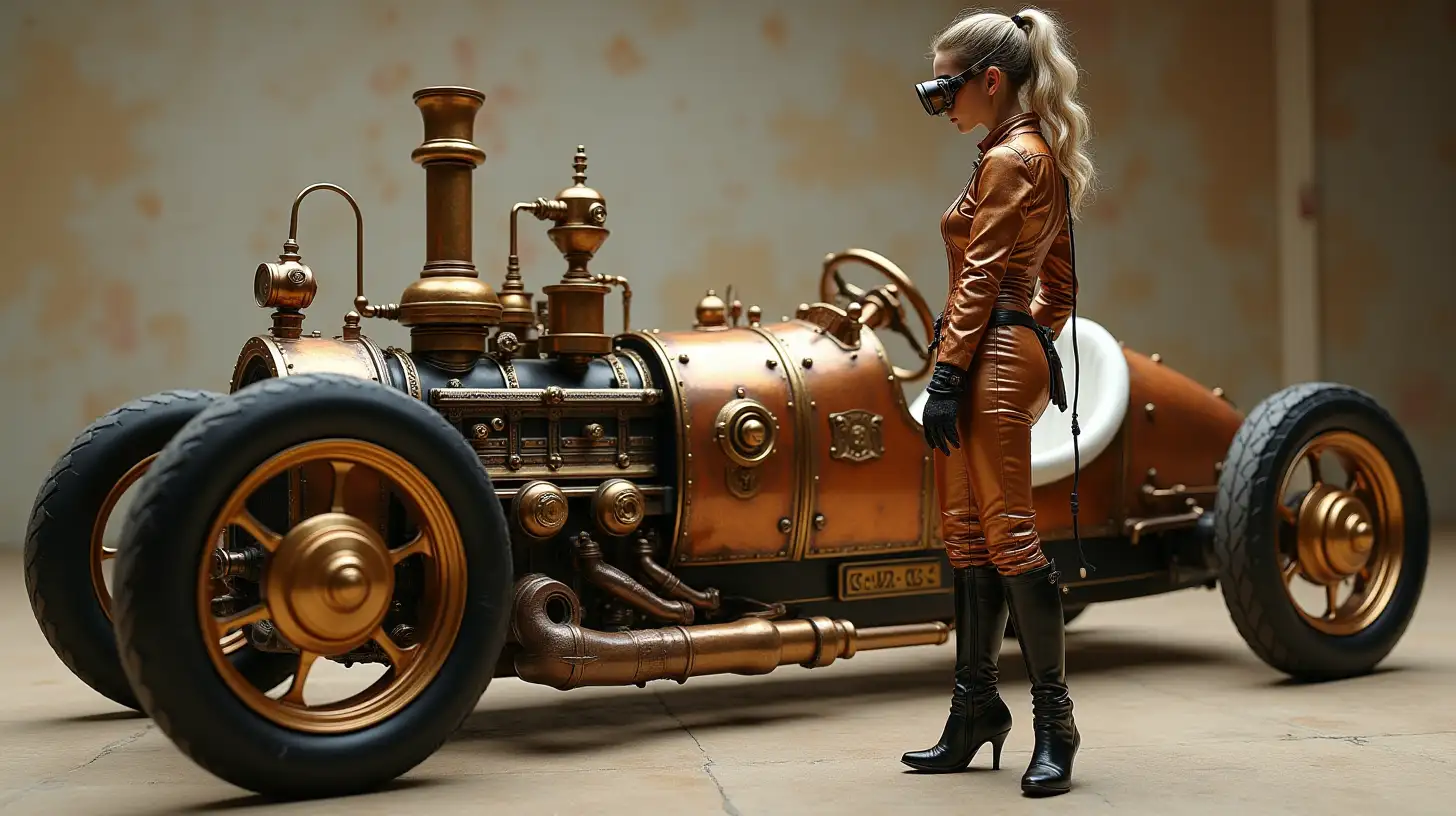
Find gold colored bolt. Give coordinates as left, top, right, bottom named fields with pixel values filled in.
left=1150, top=353, right=1163, bottom=364
left=1144, top=402, right=1155, bottom=417
left=678, top=353, right=690, bottom=363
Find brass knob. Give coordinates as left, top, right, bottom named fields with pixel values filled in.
left=514, top=481, right=567, bottom=538
left=593, top=478, right=645, bottom=537
left=739, top=418, right=766, bottom=448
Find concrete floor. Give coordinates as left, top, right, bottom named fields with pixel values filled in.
left=2, top=537, right=1453, bottom=815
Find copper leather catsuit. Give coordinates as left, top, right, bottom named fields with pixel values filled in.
left=934, top=111, right=1076, bottom=576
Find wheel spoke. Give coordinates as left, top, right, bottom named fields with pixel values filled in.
left=1304, top=450, right=1322, bottom=486
left=390, top=531, right=433, bottom=565
left=330, top=460, right=356, bottom=514
left=1278, top=504, right=1297, bottom=525
left=373, top=627, right=418, bottom=671
left=1324, top=583, right=1340, bottom=619
left=279, top=652, right=319, bottom=707
left=233, top=510, right=282, bottom=552
left=215, top=604, right=269, bottom=639
left=1282, top=559, right=1300, bottom=585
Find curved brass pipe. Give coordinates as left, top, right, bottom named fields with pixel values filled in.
left=573, top=533, right=694, bottom=625
left=512, top=575, right=852, bottom=689
left=284, top=183, right=398, bottom=320
left=510, top=575, right=951, bottom=690
left=593, top=273, right=632, bottom=332
left=635, top=538, right=720, bottom=611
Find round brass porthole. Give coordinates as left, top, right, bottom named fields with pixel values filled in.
left=715, top=398, right=776, bottom=467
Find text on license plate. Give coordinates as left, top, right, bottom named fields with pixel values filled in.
left=839, top=558, right=943, bottom=600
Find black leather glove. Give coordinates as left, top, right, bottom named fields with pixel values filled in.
left=928, top=314, right=944, bottom=354
left=922, top=361, right=967, bottom=455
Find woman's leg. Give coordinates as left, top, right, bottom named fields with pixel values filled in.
left=901, top=428, right=1012, bottom=771
left=962, top=326, right=1079, bottom=796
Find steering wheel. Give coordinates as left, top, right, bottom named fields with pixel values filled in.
left=819, top=248, right=936, bottom=382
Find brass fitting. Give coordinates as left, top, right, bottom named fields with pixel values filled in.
left=534, top=146, right=614, bottom=365
left=398, top=87, right=502, bottom=372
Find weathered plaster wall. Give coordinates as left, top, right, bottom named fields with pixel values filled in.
left=0, top=0, right=1335, bottom=543
left=1313, top=0, right=1455, bottom=524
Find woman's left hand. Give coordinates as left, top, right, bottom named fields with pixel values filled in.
left=922, top=362, right=967, bottom=455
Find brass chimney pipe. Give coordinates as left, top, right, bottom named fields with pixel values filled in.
left=398, top=86, right=502, bottom=372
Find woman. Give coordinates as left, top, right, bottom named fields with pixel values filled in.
left=901, top=7, right=1095, bottom=798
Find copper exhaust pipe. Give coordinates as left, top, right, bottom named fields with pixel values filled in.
left=635, top=537, right=721, bottom=612
left=573, top=533, right=695, bottom=625
left=511, top=575, right=950, bottom=690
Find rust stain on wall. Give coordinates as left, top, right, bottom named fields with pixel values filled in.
left=671, top=96, right=688, bottom=114
left=369, top=62, right=413, bottom=96
left=0, top=39, right=154, bottom=365
left=663, top=238, right=781, bottom=327
left=605, top=35, right=645, bottom=76
left=147, top=311, right=191, bottom=365
left=1158, top=1, right=1275, bottom=257
left=762, top=13, right=788, bottom=48
left=1318, top=213, right=1375, bottom=355
left=768, top=48, right=952, bottom=190
left=135, top=190, right=162, bottom=220
left=637, top=0, right=692, bottom=34
left=97, top=280, right=139, bottom=356
left=454, top=37, right=477, bottom=78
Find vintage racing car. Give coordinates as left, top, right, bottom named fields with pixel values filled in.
left=23, top=86, right=1429, bottom=799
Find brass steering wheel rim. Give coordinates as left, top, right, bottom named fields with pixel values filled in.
left=818, top=248, right=936, bottom=382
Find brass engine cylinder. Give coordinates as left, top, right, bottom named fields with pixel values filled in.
left=398, top=87, right=502, bottom=369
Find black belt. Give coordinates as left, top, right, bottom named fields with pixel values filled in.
left=988, top=308, right=1068, bottom=412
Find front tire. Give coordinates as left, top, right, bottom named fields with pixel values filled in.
left=1214, top=383, right=1428, bottom=681
left=23, top=390, right=294, bottom=710
left=112, top=373, right=513, bottom=799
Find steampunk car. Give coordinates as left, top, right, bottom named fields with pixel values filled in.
left=24, top=86, right=1428, bottom=799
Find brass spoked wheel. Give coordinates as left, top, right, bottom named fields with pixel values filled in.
left=202, top=439, right=467, bottom=733
left=1215, top=383, right=1428, bottom=681
left=1274, top=431, right=1403, bottom=636
left=112, top=373, right=512, bottom=800
left=26, top=390, right=293, bottom=711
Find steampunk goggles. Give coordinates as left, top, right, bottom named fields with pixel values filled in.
left=914, top=24, right=1021, bottom=116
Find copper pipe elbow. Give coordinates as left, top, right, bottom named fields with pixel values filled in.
left=573, top=533, right=695, bottom=625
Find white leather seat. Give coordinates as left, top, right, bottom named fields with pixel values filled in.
left=907, top=316, right=1129, bottom=487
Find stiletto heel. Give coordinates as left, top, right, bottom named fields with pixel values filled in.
left=990, top=729, right=1008, bottom=770
left=902, top=566, right=1013, bottom=773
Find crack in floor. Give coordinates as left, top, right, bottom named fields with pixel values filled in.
left=654, top=690, right=741, bottom=816
left=0, top=723, right=155, bottom=809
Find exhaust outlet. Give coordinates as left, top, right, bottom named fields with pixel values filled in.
left=511, top=574, right=949, bottom=690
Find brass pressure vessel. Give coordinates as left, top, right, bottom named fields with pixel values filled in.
left=537, top=146, right=613, bottom=365
left=398, top=87, right=502, bottom=371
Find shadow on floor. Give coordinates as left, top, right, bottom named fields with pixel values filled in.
left=452, top=630, right=1234, bottom=755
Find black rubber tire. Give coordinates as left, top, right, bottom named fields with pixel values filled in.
left=23, top=390, right=295, bottom=710
left=1213, top=382, right=1429, bottom=681
left=111, top=373, right=513, bottom=799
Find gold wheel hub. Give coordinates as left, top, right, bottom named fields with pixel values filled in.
left=265, top=513, right=394, bottom=654
left=1296, top=484, right=1376, bottom=584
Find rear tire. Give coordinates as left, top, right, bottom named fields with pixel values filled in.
left=1214, top=383, right=1428, bottom=681
left=112, top=373, right=512, bottom=799
left=23, top=390, right=294, bottom=710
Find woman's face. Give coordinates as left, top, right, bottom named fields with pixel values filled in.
left=931, top=51, right=994, bottom=135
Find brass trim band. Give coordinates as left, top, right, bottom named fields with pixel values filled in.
left=617, top=347, right=653, bottom=389
left=429, top=386, right=662, bottom=407
left=357, top=336, right=393, bottom=389
left=384, top=347, right=422, bottom=400
left=630, top=331, right=690, bottom=562
left=748, top=325, right=815, bottom=562
left=604, top=353, right=631, bottom=389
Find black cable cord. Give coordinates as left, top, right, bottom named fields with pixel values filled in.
left=1065, top=176, right=1094, bottom=578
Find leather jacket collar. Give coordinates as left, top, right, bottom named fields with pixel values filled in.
left=977, top=111, right=1042, bottom=154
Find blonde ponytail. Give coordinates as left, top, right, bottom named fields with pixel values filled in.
left=1015, top=8, right=1096, bottom=217
left=929, top=7, right=1096, bottom=216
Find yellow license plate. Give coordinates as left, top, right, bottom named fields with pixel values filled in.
left=839, top=558, right=943, bottom=600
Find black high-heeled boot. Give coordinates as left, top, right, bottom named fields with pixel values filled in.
left=1004, top=561, right=1079, bottom=796
left=901, top=565, right=1013, bottom=772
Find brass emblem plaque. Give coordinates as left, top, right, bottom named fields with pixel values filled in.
left=828, top=409, right=883, bottom=463
left=839, top=557, right=943, bottom=600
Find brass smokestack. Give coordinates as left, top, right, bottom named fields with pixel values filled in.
left=398, top=86, right=502, bottom=372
